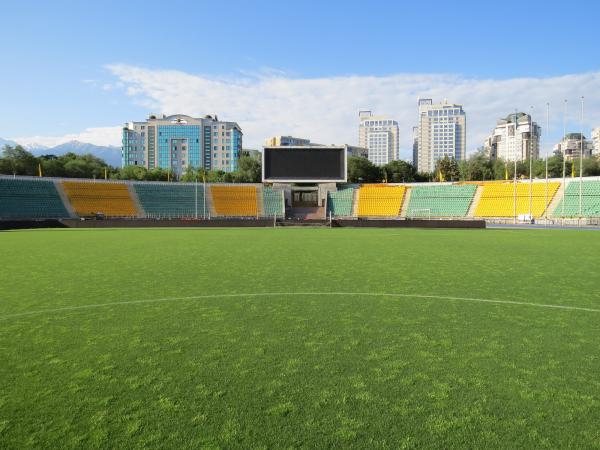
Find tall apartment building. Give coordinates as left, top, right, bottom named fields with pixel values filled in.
left=358, top=111, right=399, bottom=165
left=592, top=127, right=600, bottom=156
left=553, top=133, right=594, bottom=160
left=122, top=114, right=242, bottom=175
left=415, top=99, right=466, bottom=173
left=483, top=112, right=541, bottom=161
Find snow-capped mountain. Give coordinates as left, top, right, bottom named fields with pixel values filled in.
left=0, top=137, right=19, bottom=149
left=1, top=138, right=122, bottom=167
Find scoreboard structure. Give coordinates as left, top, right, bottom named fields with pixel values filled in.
left=262, top=146, right=348, bottom=183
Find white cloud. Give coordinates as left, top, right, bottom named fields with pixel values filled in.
left=9, top=126, right=122, bottom=148
left=106, top=64, right=600, bottom=159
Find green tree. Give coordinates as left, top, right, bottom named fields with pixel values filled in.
left=39, top=155, right=66, bottom=177
left=235, top=156, right=262, bottom=182
left=414, top=171, right=432, bottom=182
left=58, top=152, right=108, bottom=178
left=146, top=167, right=170, bottom=181
left=181, top=165, right=201, bottom=182
left=0, top=145, right=38, bottom=176
left=492, top=159, right=507, bottom=180
left=383, top=160, right=417, bottom=182
left=347, top=157, right=382, bottom=183
left=582, top=156, right=600, bottom=176
left=118, top=165, right=149, bottom=180
left=434, top=156, right=460, bottom=181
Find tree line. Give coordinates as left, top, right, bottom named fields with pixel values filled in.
left=348, top=150, right=600, bottom=183
left=0, top=145, right=262, bottom=182
left=2, top=144, right=600, bottom=183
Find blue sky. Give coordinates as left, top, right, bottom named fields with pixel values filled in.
left=2, top=0, right=600, bottom=156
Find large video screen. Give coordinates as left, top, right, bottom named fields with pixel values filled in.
left=263, top=147, right=346, bottom=182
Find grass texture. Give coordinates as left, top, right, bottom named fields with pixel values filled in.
left=0, top=227, right=599, bottom=449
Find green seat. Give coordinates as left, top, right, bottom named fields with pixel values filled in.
left=407, top=184, right=476, bottom=217
left=552, top=181, right=600, bottom=217
left=327, top=188, right=354, bottom=217
left=133, top=182, right=205, bottom=218
left=0, top=178, right=69, bottom=218
left=263, top=187, right=283, bottom=217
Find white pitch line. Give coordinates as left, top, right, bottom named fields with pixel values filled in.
left=1, top=292, right=599, bottom=321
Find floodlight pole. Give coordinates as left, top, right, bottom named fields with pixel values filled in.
left=203, top=174, right=207, bottom=219
left=529, top=105, right=534, bottom=220
left=513, top=110, right=518, bottom=224
left=545, top=102, right=549, bottom=220
left=195, top=175, right=198, bottom=219
left=561, top=100, right=567, bottom=218
left=579, top=96, right=584, bottom=219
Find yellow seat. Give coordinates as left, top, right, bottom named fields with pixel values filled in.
left=61, top=181, right=138, bottom=217
left=211, top=185, right=258, bottom=217
left=357, top=185, right=405, bottom=217
left=474, top=182, right=559, bottom=217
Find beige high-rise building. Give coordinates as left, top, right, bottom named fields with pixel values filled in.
left=483, top=112, right=540, bottom=162
left=415, top=99, right=466, bottom=173
left=553, top=133, right=594, bottom=160
left=358, top=111, right=399, bottom=165
left=592, top=127, right=600, bottom=156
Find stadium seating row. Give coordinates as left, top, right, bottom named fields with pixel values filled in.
left=133, top=183, right=205, bottom=218
left=0, top=178, right=285, bottom=219
left=407, top=184, right=476, bottom=217
left=326, top=188, right=354, bottom=217
left=357, top=185, right=406, bottom=217
left=62, top=181, right=138, bottom=217
left=552, top=180, right=600, bottom=217
left=474, top=182, right=560, bottom=218
left=0, top=179, right=69, bottom=218
left=2, top=177, right=600, bottom=219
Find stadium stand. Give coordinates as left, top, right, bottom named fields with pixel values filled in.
left=327, top=188, right=355, bottom=217
left=133, top=183, right=205, bottom=218
left=552, top=180, right=600, bottom=217
left=0, top=178, right=69, bottom=218
left=474, top=181, right=560, bottom=217
left=262, top=187, right=284, bottom=217
left=211, top=185, right=258, bottom=217
left=61, top=181, right=139, bottom=217
left=357, top=185, right=406, bottom=217
left=407, top=184, right=477, bottom=217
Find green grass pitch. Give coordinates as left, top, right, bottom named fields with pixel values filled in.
left=1, top=227, right=599, bottom=449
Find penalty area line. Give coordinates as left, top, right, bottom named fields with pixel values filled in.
left=1, top=292, right=599, bottom=321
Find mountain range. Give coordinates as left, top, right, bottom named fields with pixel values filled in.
left=0, top=138, right=121, bottom=167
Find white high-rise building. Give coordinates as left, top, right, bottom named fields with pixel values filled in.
left=358, top=111, right=399, bottom=165
left=483, top=112, right=541, bottom=161
left=592, top=127, right=600, bottom=155
left=553, top=133, right=594, bottom=160
left=415, top=99, right=466, bottom=173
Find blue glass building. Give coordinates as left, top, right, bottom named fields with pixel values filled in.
left=122, top=114, right=243, bottom=176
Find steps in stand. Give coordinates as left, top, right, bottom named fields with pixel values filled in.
left=289, top=206, right=325, bottom=220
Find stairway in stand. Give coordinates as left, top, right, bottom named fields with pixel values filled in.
left=289, top=206, right=326, bottom=220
